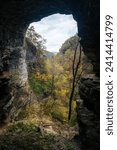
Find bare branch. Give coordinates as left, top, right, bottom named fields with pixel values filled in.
left=68, top=42, right=82, bottom=121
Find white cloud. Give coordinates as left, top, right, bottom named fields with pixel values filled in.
left=29, top=13, right=77, bottom=52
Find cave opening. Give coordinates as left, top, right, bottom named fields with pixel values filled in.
left=0, top=1, right=100, bottom=150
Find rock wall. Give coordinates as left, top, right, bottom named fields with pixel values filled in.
left=0, top=38, right=37, bottom=123
left=0, top=0, right=100, bottom=149
left=0, top=26, right=28, bottom=123
left=25, top=38, right=37, bottom=63
left=77, top=77, right=100, bottom=150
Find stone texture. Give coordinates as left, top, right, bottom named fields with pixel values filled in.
left=0, top=0, right=100, bottom=149
left=25, top=38, right=37, bottom=62
left=77, top=77, right=100, bottom=150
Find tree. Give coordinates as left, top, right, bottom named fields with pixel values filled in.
left=68, top=40, right=82, bottom=120
left=26, top=26, right=48, bottom=73
left=46, top=56, right=64, bottom=99
left=26, top=26, right=46, bottom=51
left=59, top=35, right=93, bottom=121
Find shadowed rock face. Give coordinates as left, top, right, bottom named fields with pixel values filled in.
left=0, top=0, right=100, bottom=149
left=77, top=77, right=100, bottom=150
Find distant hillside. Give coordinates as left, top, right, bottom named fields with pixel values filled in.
left=42, top=50, right=56, bottom=58
left=59, top=35, right=78, bottom=54
left=52, top=52, right=58, bottom=55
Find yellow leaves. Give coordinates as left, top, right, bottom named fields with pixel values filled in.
left=35, top=73, right=52, bottom=81
left=72, top=100, right=76, bottom=109
left=52, top=105, right=69, bottom=122
left=55, top=89, right=68, bottom=97
left=61, top=89, right=68, bottom=97
left=46, top=57, right=64, bottom=76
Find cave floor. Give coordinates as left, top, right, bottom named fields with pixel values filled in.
left=0, top=115, right=80, bottom=150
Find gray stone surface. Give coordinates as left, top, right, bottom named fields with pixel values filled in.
left=77, top=77, right=100, bottom=150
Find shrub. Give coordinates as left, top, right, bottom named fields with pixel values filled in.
left=28, top=74, right=51, bottom=97
left=51, top=106, right=68, bottom=123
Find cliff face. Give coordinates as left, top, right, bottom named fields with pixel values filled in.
left=0, top=38, right=37, bottom=124
left=77, top=77, right=100, bottom=150
left=25, top=38, right=37, bottom=63
left=0, top=0, right=100, bottom=149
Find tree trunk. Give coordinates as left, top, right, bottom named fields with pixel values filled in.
left=68, top=43, right=82, bottom=120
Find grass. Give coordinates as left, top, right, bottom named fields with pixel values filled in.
left=28, top=74, right=51, bottom=97
left=0, top=121, right=79, bottom=150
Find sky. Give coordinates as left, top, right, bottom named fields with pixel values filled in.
left=29, top=13, right=77, bottom=52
